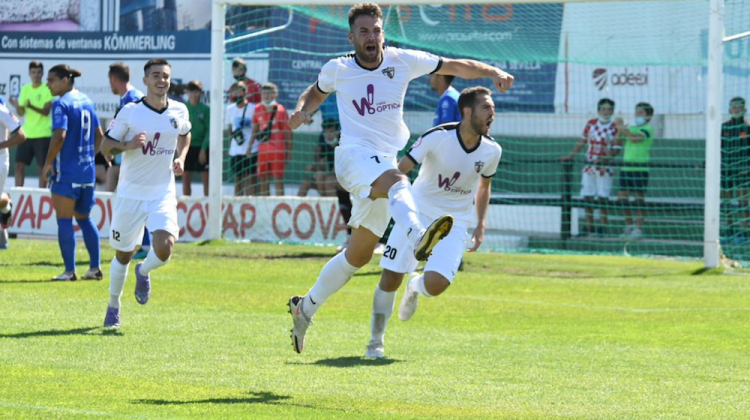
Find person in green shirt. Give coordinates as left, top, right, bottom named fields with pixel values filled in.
left=182, top=80, right=210, bottom=196
left=614, top=102, right=655, bottom=240
left=8, top=61, right=53, bottom=188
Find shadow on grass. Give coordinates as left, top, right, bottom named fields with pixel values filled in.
left=0, top=261, right=65, bottom=267
left=0, top=326, right=122, bottom=339
left=288, top=356, right=403, bottom=368
left=135, top=391, right=290, bottom=406
left=0, top=279, right=56, bottom=284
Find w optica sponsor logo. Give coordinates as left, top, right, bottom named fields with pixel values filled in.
left=142, top=133, right=175, bottom=156
left=592, top=68, right=649, bottom=91
left=352, top=84, right=401, bottom=116
left=438, top=172, right=461, bottom=190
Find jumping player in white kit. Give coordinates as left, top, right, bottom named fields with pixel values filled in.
left=100, top=58, right=191, bottom=327
left=0, top=97, right=26, bottom=249
left=286, top=3, right=514, bottom=353
left=366, top=86, right=501, bottom=358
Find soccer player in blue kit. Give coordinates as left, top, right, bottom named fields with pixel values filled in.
left=42, top=64, right=104, bottom=281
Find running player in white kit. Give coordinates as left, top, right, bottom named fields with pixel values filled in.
left=365, top=86, right=502, bottom=358
left=0, top=98, right=26, bottom=249
left=100, top=59, right=192, bottom=327
left=286, top=3, right=514, bottom=353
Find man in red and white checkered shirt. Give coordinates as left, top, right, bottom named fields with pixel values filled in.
left=560, top=98, right=618, bottom=236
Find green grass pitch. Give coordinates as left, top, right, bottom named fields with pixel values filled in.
left=1, top=239, right=749, bottom=419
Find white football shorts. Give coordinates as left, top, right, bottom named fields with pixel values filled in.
left=581, top=171, right=612, bottom=198
left=379, top=213, right=468, bottom=283
left=334, top=144, right=398, bottom=238
left=109, top=195, right=179, bottom=252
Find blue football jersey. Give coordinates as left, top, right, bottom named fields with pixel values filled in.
left=52, top=90, right=101, bottom=183
left=433, top=86, right=461, bottom=126
left=120, top=88, right=144, bottom=108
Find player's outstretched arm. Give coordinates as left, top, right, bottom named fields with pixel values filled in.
left=436, top=58, right=514, bottom=94
left=468, top=177, right=492, bottom=252
left=289, top=83, right=329, bottom=130
left=101, top=132, right=146, bottom=156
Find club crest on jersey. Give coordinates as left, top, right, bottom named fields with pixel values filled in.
left=382, top=67, right=395, bottom=79
left=170, top=117, right=178, bottom=129
left=475, top=161, right=485, bottom=173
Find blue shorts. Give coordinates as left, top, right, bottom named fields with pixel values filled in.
left=50, top=182, right=97, bottom=215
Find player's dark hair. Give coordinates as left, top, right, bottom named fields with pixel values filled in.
left=49, top=64, right=82, bottom=85
left=109, top=62, right=130, bottom=82
left=322, top=119, right=340, bottom=130
left=730, top=97, right=746, bottom=107
left=29, top=61, right=43, bottom=71
left=348, top=3, right=383, bottom=28
left=458, top=86, right=492, bottom=119
left=144, top=58, right=171, bottom=75
left=598, top=98, right=615, bottom=110
left=232, top=57, right=246, bottom=70
left=186, top=80, right=203, bottom=92
left=636, top=102, right=654, bottom=117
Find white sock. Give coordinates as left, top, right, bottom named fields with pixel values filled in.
left=370, top=285, right=396, bottom=344
left=387, top=180, right=424, bottom=241
left=305, top=252, right=359, bottom=318
left=139, top=248, right=169, bottom=275
left=409, top=273, right=433, bottom=298
left=108, top=258, right=130, bottom=308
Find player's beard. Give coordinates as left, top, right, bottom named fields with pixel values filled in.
left=471, top=114, right=492, bottom=137
left=356, top=41, right=381, bottom=64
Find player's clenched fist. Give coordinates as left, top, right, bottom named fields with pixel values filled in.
left=492, top=70, right=514, bottom=93
left=172, top=159, right=185, bottom=176
left=125, top=131, right=147, bottom=150
left=289, top=110, right=311, bottom=130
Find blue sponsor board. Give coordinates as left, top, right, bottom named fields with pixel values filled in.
left=0, top=31, right=210, bottom=54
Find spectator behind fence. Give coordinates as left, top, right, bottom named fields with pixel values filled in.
left=614, top=102, right=654, bottom=241
left=225, top=81, right=257, bottom=196
left=299, top=119, right=339, bottom=197
left=229, top=57, right=262, bottom=104
left=560, top=98, right=618, bottom=237
left=248, top=83, right=291, bottom=196
left=9, top=61, right=53, bottom=188
left=183, top=80, right=210, bottom=197
left=720, top=96, right=750, bottom=245
left=429, top=73, right=461, bottom=126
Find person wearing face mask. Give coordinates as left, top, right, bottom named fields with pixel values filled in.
left=225, top=81, right=257, bottom=196
left=720, top=97, right=750, bottom=245
left=614, top=102, right=655, bottom=240
left=560, top=98, right=618, bottom=237
left=228, top=57, right=262, bottom=104
left=248, top=83, right=291, bottom=196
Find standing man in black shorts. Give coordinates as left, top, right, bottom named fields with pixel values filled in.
left=183, top=80, right=210, bottom=197
left=9, top=61, right=53, bottom=188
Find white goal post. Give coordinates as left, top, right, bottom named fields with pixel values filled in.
left=208, top=0, right=725, bottom=268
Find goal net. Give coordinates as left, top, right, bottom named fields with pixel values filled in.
left=211, top=0, right=750, bottom=263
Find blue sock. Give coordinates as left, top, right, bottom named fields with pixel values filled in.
left=76, top=216, right=100, bottom=269
left=57, top=218, right=76, bottom=272
left=142, top=228, right=151, bottom=249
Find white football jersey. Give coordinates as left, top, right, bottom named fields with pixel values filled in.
left=317, top=47, right=442, bottom=156
left=106, top=99, right=191, bottom=200
left=0, top=101, right=21, bottom=161
left=407, top=123, right=502, bottom=226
